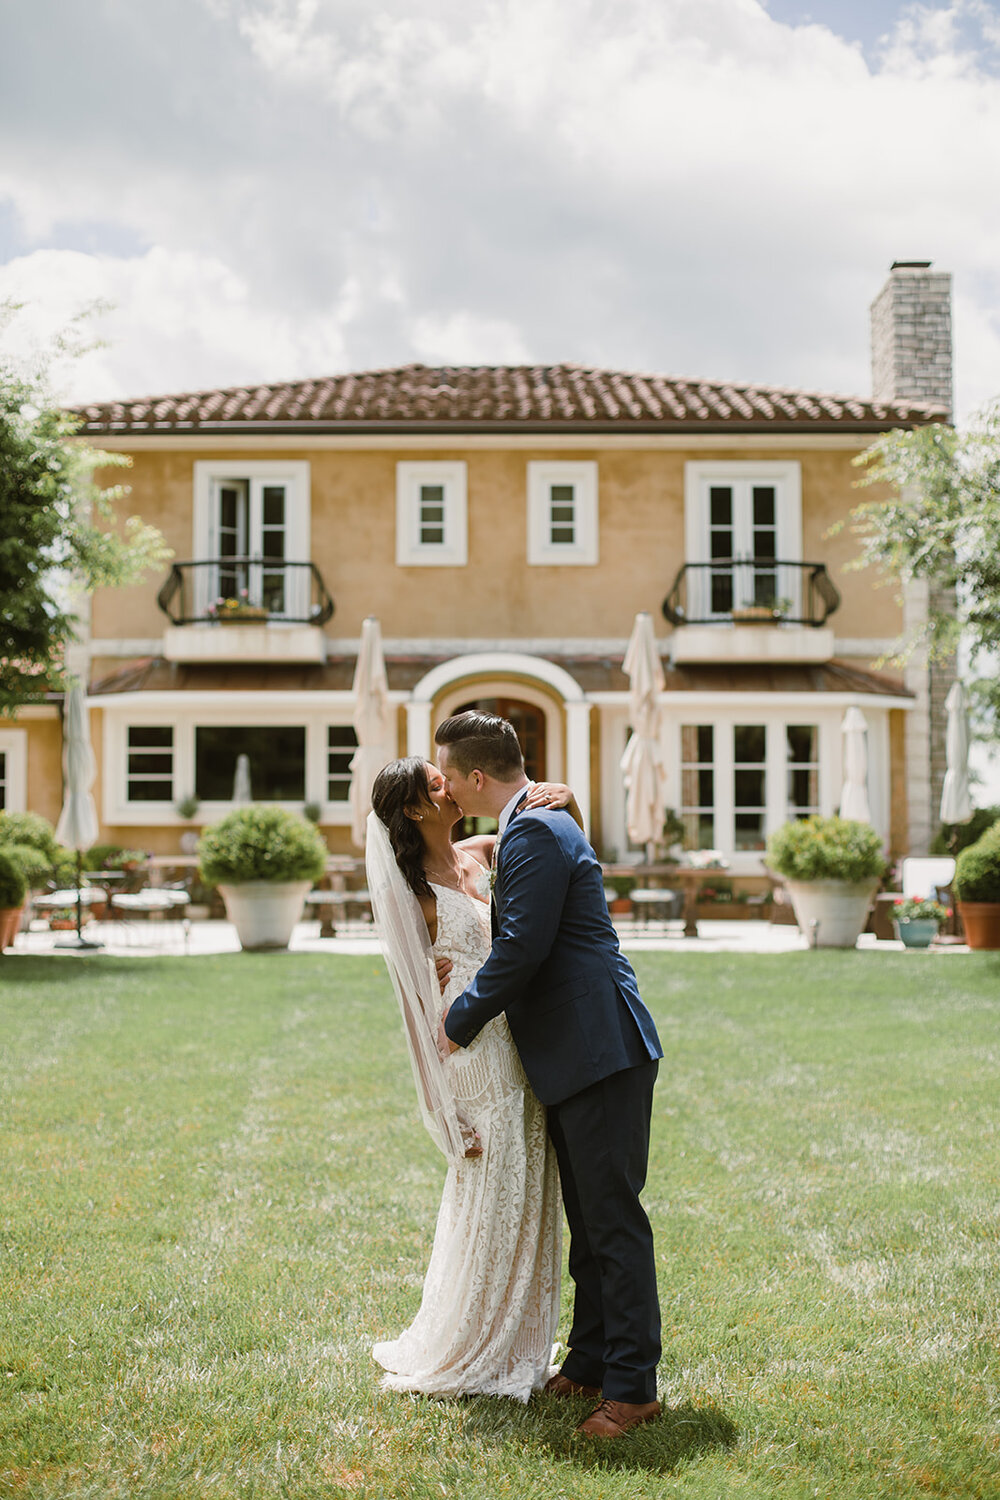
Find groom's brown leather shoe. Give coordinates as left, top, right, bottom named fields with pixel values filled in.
left=576, top=1398, right=662, bottom=1438
left=544, top=1372, right=602, bottom=1400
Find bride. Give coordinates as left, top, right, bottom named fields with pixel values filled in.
left=366, top=757, right=579, bottom=1402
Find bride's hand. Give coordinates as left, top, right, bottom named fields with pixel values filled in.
left=525, top=782, right=585, bottom=832
left=525, top=781, right=573, bottom=809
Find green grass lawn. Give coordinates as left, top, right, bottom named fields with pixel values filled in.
left=1, top=949, right=999, bottom=1500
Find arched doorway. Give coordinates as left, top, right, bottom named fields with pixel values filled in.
left=456, top=697, right=548, bottom=782
left=451, top=696, right=547, bottom=837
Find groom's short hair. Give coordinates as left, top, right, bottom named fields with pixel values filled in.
left=435, top=711, right=525, bottom=781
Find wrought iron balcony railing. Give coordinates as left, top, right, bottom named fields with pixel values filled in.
left=157, top=558, right=335, bottom=627
left=662, top=559, right=840, bottom=628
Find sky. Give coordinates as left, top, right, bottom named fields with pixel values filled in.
left=2, top=0, right=998, bottom=798
left=0, top=0, right=999, bottom=422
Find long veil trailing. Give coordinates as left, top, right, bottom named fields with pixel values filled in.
left=365, top=810, right=476, bottom=1165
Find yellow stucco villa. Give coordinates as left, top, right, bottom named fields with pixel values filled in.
left=3, top=263, right=954, bottom=867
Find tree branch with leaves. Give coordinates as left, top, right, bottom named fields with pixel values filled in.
left=849, top=403, right=1000, bottom=743
left=0, top=315, right=171, bottom=712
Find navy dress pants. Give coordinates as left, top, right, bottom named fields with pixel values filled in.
left=546, top=1058, right=660, bottom=1403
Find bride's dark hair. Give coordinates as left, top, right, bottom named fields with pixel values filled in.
left=371, top=757, right=435, bottom=900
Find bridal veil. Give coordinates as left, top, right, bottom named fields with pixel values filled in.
left=365, top=809, right=476, bottom=1165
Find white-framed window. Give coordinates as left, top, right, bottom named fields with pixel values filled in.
left=675, top=714, right=835, bottom=859
left=126, top=726, right=175, bottom=803
left=396, top=462, right=468, bottom=566
left=102, top=702, right=379, bottom=827
left=683, top=461, right=802, bottom=619
left=733, top=724, right=767, bottom=851
left=680, top=724, right=715, bottom=850
left=193, top=460, right=311, bottom=618
left=327, top=726, right=358, bottom=801
left=786, top=724, right=820, bottom=818
left=0, top=729, right=28, bottom=813
left=527, top=461, right=598, bottom=565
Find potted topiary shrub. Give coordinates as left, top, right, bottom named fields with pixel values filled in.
left=0, top=812, right=58, bottom=905
left=952, top=824, right=1000, bottom=950
left=604, top=874, right=637, bottom=915
left=0, top=849, right=28, bottom=951
left=198, top=806, right=327, bottom=951
left=765, top=815, right=886, bottom=949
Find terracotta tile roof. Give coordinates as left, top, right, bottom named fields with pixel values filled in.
left=72, top=363, right=946, bottom=437
left=88, top=655, right=912, bottom=699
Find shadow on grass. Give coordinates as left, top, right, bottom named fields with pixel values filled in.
left=0, top=954, right=170, bottom=981
left=461, top=1395, right=738, bottom=1476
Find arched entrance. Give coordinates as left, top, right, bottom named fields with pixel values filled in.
left=405, top=653, right=592, bottom=831
left=456, top=696, right=547, bottom=782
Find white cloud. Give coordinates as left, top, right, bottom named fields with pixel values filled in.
left=0, top=0, right=998, bottom=417
left=0, top=248, right=356, bottom=402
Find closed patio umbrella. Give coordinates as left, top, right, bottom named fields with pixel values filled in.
left=839, top=706, right=871, bottom=823
left=940, top=682, right=972, bottom=826
left=620, top=612, right=667, bottom=859
left=54, top=678, right=102, bottom=950
left=349, top=616, right=394, bottom=849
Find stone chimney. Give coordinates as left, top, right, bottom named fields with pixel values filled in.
left=870, top=261, right=954, bottom=854
left=871, top=260, right=953, bottom=418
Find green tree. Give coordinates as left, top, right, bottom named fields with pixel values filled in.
left=0, top=311, right=170, bottom=711
left=851, top=402, right=1000, bottom=741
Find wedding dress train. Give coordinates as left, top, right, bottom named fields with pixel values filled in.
left=373, top=876, right=561, bottom=1401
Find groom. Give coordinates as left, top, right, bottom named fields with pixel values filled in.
left=435, top=710, right=663, bottom=1439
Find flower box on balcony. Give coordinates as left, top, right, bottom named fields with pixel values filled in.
left=214, top=606, right=269, bottom=623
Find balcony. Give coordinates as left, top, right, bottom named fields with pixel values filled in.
left=157, top=558, right=334, bottom=664
left=662, top=560, right=840, bottom=665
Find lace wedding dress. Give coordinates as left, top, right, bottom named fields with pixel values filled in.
left=373, top=873, right=562, bottom=1401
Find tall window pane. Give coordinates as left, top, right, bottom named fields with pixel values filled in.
left=195, top=726, right=306, bottom=801
left=787, top=724, right=820, bottom=818
left=709, top=486, right=734, bottom=614
left=549, top=484, right=576, bottom=545
left=127, top=726, right=174, bottom=803
left=419, top=484, right=446, bottom=545
left=328, top=726, right=358, bottom=802
left=733, top=724, right=766, bottom=850
left=680, top=724, right=714, bottom=848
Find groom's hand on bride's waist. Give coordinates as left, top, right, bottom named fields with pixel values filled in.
left=437, top=1014, right=461, bottom=1058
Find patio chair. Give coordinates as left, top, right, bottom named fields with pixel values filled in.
left=629, top=887, right=684, bottom=928
left=110, top=889, right=190, bottom=951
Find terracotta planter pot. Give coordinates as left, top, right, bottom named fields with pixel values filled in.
left=0, top=905, right=25, bottom=948
left=956, top=901, right=1000, bottom=951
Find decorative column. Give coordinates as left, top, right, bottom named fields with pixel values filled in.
left=406, top=700, right=432, bottom=761
left=565, top=700, right=592, bottom=834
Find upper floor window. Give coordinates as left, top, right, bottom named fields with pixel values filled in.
left=527, top=461, right=598, bottom=565
left=193, top=461, right=311, bottom=618
left=396, top=462, right=468, bottom=566
left=684, top=461, right=802, bottom=619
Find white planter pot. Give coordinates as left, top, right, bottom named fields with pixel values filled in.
left=785, top=878, right=879, bottom=949
left=217, top=880, right=312, bottom=951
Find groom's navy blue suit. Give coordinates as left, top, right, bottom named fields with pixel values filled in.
left=444, top=796, right=663, bottom=1403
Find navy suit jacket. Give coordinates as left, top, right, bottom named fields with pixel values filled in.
left=444, top=802, right=662, bottom=1106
